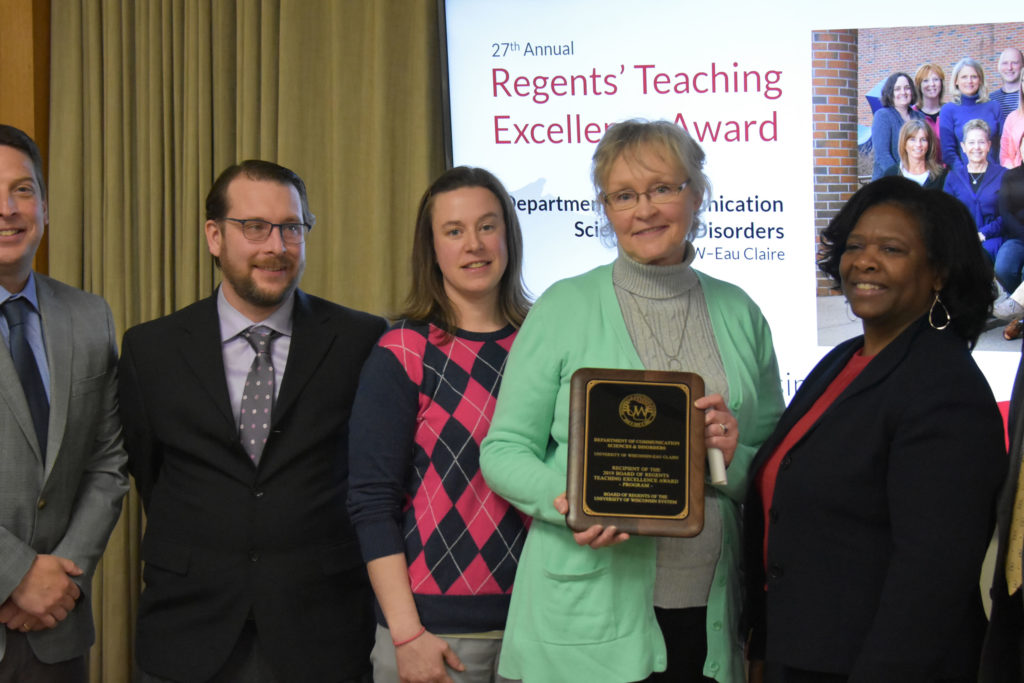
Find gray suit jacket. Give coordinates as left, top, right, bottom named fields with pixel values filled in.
left=0, top=274, right=128, bottom=664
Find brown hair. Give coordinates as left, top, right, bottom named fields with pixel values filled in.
left=880, top=72, right=917, bottom=109
left=204, top=159, right=313, bottom=268
left=399, top=166, right=530, bottom=337
left=897, top=119, right=944, bottom=180
left=206, top=159, right=314, bottom=227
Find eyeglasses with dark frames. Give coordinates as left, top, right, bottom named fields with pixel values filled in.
left=223, top=218, right=310, bottom=245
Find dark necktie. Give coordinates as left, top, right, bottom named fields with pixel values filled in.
left=239, top=325, right=278, bottom=465
left=2, top=298, right=49, bottom=456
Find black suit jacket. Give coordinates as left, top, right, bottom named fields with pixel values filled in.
left=119, top=290, right=385, bottom=683
left=980, top=339, right=1024, bottom=683
left=744, top=317, right=1006, bottom=682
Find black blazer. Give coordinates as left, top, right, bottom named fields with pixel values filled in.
left=745, top=317, right=1006, bottom=682
left=119, top=290, right=386, bottom=683
left=979, top=340, right=1024, bottom=683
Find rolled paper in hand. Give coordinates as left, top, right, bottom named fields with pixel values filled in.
left=708, top=447, right=727, bottom=485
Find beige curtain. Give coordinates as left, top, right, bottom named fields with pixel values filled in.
left=48, top=1, right=444, bottom=679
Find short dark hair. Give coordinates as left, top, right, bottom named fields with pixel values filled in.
left=881, top=72, right=917, bottom=109
left=0, top=124, right=46, bottom=201
left=205, top=159, right=315, bottom=227
left=818, top=176, right=994, bottom=346
left=400, top=166, right=530, bottom=336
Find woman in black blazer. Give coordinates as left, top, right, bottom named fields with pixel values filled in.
left=745, top=177, right=1007, bottom=683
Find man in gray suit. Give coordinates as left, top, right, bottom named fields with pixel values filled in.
left=0, top=124, right=129, bottom=682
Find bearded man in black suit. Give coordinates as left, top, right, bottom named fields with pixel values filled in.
left=119, top=160, right=384, bottom=683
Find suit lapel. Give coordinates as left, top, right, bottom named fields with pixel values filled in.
left=819, top=318, right=924, bottom=416
left=178, top=295, right=237, bottom=431
left=750, top=337, right=860, bottom=472
left=174, top=291, right=334, bottom=471
left=753, top=320, right=927, bottom=473
left=0, top=310, right=41, bottom=462
left=273, top=290, right=333, bottom=425
left=36, top=276, right=71, bottom=474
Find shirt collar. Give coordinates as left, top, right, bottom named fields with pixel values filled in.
left=216, top=286, right=295, bottom=343
left=0, top=272, right=40, bottom=312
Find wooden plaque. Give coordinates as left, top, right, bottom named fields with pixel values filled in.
left=566, top=368, right=706, bottom=537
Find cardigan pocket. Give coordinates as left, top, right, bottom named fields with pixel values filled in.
left=536, top=563, right=616, bottom=644
left=527, top=526, right=618, bottom=644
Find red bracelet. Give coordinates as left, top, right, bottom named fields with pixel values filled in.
left=392, top=626, right=427, bottom=647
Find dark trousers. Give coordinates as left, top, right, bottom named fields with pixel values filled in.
left=137, top=620, right=372, bottom=683
left=764, top=663, right=847, bottom=683
left=981, top=587, right=1024, bottom=683
left=642, top=606, right=715, bottom=683
left=0, top=631, right=87, bottom=683
left=764, top=662, right=976, bottom=683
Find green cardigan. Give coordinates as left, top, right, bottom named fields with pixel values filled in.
left=480, top=263, right=784, bottom=683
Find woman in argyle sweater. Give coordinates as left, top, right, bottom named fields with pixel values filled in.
left=348, top=166, right=530, bottom=683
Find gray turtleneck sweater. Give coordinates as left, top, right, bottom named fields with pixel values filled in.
left=612, top=245, right=727, bottom=609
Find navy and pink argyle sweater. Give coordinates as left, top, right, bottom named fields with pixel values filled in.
left=348, top=320, right=528, bottom=633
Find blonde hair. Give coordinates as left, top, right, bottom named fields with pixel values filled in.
left=950, top=58, right=989, bottom=104
left=591, top=119, right=710, bottom=241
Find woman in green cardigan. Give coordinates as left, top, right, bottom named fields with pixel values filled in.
left=480, top=119, right=784, bottom=683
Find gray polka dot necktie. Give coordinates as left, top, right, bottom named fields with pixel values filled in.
left=239, top=325, right=278, bottom=465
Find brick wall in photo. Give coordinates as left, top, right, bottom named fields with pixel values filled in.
left=811, top=29, right=859, bottom=296
left=858, top=24, right=1024, bottom=127
left=812, top=23, right=1023, bottom=297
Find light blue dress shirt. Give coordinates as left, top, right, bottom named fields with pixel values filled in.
left=1, top=273, right=51, bottom=401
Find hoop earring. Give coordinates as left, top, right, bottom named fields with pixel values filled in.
left=929, top=292, right=950, bottom=330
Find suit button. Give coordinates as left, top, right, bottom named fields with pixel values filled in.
left=780, top=456, right=792, bottom=470
left=252, top=489, right=264, bottom=499
left=711, top=620, right=723, bottom=632
left=768, top=508, right=779, bottom=523
left=768, top=563, right=784, bottom=579
left=248, top=550, right=259, bottom=562
left=37, top=498, right=46, bottom=510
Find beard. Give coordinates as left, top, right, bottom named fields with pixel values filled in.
left=221, top=255, right=304, bottom=310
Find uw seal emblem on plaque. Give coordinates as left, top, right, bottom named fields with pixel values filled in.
left=619, top=393, right=656, bottom=428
